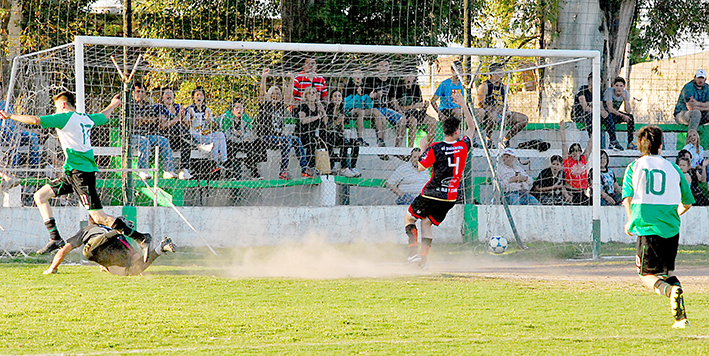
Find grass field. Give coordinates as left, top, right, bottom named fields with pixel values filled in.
left=1, top=242, right=709, bottom=355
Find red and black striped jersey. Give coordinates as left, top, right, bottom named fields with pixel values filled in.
left=293, top=74, right=328, bottom=102
left=419, top=136, right=471, bottom=201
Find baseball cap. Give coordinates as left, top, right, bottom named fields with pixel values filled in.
left=696, top=69, right=707, bottom=78
left=502, top=148, right=515, bottom=156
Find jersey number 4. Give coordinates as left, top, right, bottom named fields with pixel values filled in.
left=447, top=156, right=460, bottom=176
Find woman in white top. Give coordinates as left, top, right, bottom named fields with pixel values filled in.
left=184, top=86, right=228, bottom=167
left=682, top=129, right=704, bottom=168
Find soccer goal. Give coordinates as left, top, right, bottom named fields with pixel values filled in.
left=3, top=36, right=607, bottom=256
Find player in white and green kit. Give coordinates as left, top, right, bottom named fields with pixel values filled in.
left=622, top=126, right=694, bottom=329
left=0, top=92, right=152, bottom=260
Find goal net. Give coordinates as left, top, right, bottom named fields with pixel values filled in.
left=3, top=36, right=607, bottom=256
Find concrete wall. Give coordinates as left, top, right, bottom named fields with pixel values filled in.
left=2, top=204, right=708, bottom=253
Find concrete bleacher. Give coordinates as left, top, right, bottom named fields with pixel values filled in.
left=7, top=121, right=701, bottom=207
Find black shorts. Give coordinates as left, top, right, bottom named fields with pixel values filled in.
left=48, top=170, right=103, bottom=211
left=408, top=195, right=455, bottom=226
left=636, top=234, right=680, bottom=276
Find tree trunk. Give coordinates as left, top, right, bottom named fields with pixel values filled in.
left=601, top=0, right=637, bottom=85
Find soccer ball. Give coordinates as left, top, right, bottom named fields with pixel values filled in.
left=489, top=236, right=508, bottom=254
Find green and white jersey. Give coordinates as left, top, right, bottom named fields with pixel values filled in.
left=39, top=111, right=107, bottom=172
left=622, top=155, right=695, bottom=238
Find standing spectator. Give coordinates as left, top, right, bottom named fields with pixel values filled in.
left=681, top=129, right=704, bottom=168
left=293, top=58, right=328, bottom=103
left=386, top=148, right=430, bottom=205
left=130, top=84, right=177, bottom=180
left=395, top=74, right=438, bottom=146
left=154, top=87, right=193, bottom=179
left=220, top=98, right=265, bottom=180
left=476, top=63, right=528, bottom=148
left=560, top=119, right=591, bottom=205
left=365, top=60, right=406, bottom=148
left=532, top=155, right=572, bottom=205
left=622, top=126, right=693, bottom=329
left=0, top=85, right=41, bottom=169
left=325, top=90, right=360, bottom=177
left=496, top=148, right=539, bottom=205
left=674, top=69, right=709, bottom=131
left=570, top=73, right=610, bottom=144
left=603, top=76, right=636, bottom=150
left=431, top=60, right=464, bottom=122
left=342, top=69, right=385, bottom=147
left=256, top=68, right=313, bottom=180
left=184, top=86, right=228, bottom=170
left=294, top=86, right=326, bottom=171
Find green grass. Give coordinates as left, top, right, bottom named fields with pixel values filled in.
left=1, top=244, right=709, bottom=355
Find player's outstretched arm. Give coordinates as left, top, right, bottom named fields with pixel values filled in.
left=44, top=242, right=75, bottom=274
left=451, top=91, right=476, bottom=139
left=0, top=110, right=41, bottom=125
left=99, top=94, right=122, bottom=119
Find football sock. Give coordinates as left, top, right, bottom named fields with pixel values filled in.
left=665, top=276, right=681, bottom=287
left=111, top=217, right=146, bottom=242
left=405, top=224, right=418, bottom=256
left=653, top=278, right=675, bottom=298
left=420, top=237, right=432, bottom=257
left=44, top=218, right=61, bottom=241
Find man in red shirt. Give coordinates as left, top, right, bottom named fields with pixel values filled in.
left=293, top=58, right=328, bottom=103
left=405, top=92, right=475, bottom=267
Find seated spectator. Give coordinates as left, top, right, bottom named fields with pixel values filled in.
left=677, top=155, right=709, bottom=206
left=603, top=76, right=636, bottom=150
left=365, top=60, right=406, bottom=148
left=532, top=155, right=572, bottom=205
left=294, top=86, right=326, bottom=173
left=386, top=148, right=430, bottom=205
left=432, top=60, right=464, bottom=122
left=497, top=148, right=539, bottom=205
left=560, top=119, right=590, bottom=205
left=256, top=68, right=313, bottom=179
left=128, top=82, right=177, bottom=180
left=395, top=74, right=438, bottom=146
left=342, top=69, right=385, bottom=147
left=325, top=90, right=360, bottom=177
left=154, top=87, right=193, bottom=179
left=674, top=69, right=709, bottom=131
left=476, top=62, right=527, bottom=148
left=219, top=98, right=265, bottom=180
left=0, top=85, right=40, bottom=168
left=184, top=86, right=228, bottom=170
left=597, top=150, right=622, bottom=206
left=570, top=73, right=610, bottom=143
left=682, top=129, right=704, bottom=168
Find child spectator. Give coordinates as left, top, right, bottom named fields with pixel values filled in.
left=597, top=150, right=622, bottom=206
left=497, top=148, right=539, bottom=205
left=532, top=155, right=572, bottom=205
left=184, top=86, right=228, bottom=170
left=681, top=129, right=704, bottom=168
left=560, top=119, right=591, bottom=205
left=325, top=90, right=360, bottom=177
left=256, top=68, right=313, bottom=179
left=603, top=76, right=636, bottom=150
left=677, top=155, right=709, bottom=206
left=154, top=87, right=193, bottom=179
left=220, top=98, right=265, bottom=180
left=294, top=86, right=326, bottom=171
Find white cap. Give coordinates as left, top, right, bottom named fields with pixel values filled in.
left=502, top=148, right=515, bottom=156
left=696, top=69, right=707, bottom=78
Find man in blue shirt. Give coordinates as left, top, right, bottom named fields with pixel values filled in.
left=674, top=69, right=709, bottom=131
left=431, top=60, right=464, bottom=122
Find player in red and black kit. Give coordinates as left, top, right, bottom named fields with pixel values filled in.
left=405, top=91, right=476, bottom=267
